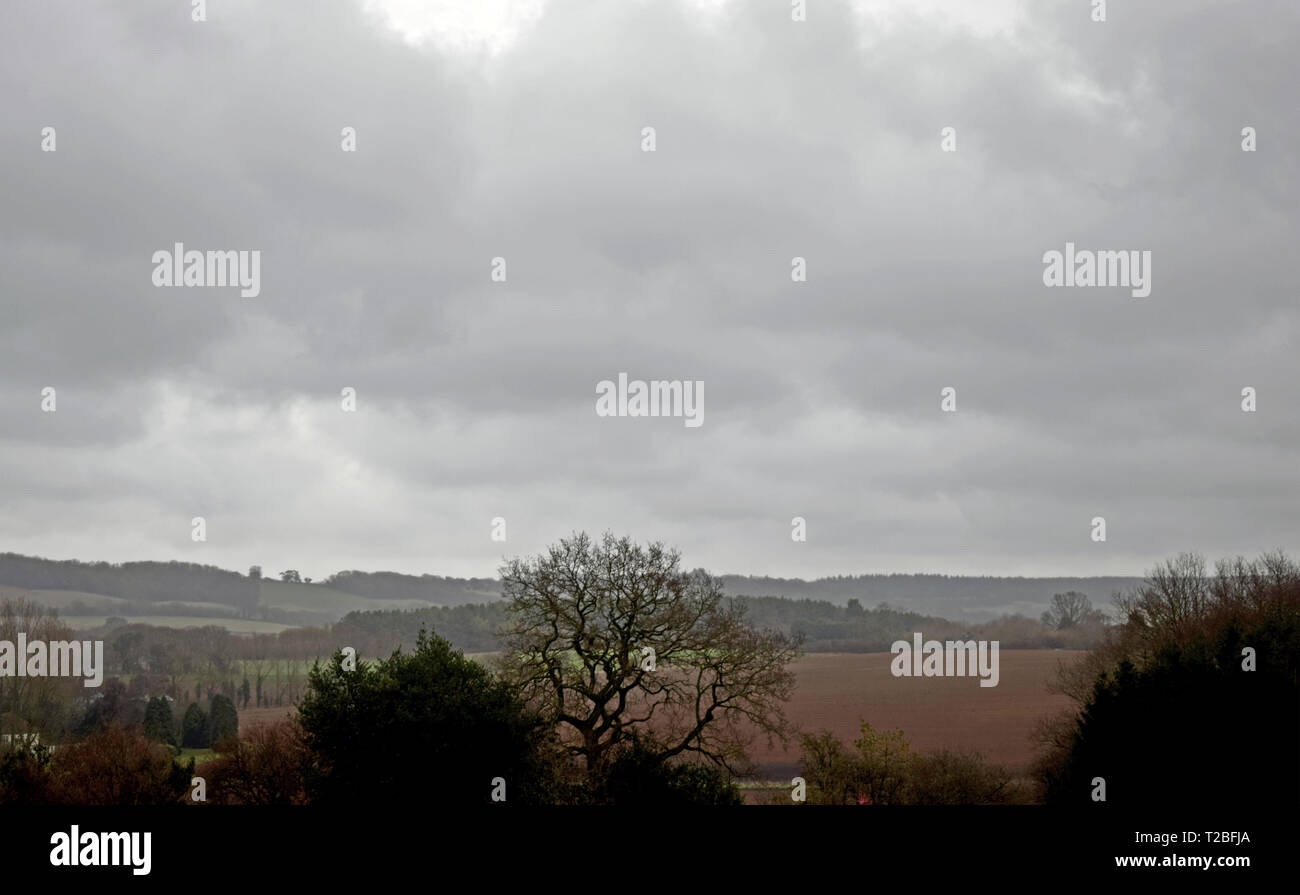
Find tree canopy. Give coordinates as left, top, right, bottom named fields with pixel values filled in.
left=296, top=629, right=555, bottom=805
left=499, top=532, right=801, bottom=777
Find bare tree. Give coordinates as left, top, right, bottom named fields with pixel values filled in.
left=0, top=598, right=82, bottom=742
left=1116, top=552, right=1210, bottom=635
left=1040, top=591, right=1103, bottom=629
left=498, top=532, right=801, bottom=777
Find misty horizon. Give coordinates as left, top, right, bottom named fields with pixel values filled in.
left=0, top=544, right=1184, bottom=586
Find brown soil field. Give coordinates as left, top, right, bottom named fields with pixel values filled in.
left=748, top=649, right=1084, bottom=780
left=231, top=650, right=1084, bottom=802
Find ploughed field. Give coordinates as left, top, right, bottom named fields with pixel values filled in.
left=230, top=650, right=1085, bottom=795
left=749, top=650, right=1084, bottom=779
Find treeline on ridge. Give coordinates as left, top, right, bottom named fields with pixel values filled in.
left=0, top=553, right=257, bottom=615
left=320, top=569, right=499, bottom=605
left=0, top=551, right=1139, bottom=626
left=332, top=594, right=1108, bottom=656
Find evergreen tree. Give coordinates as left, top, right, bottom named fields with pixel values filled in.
left=297, top=629, right=556, bottom=805
left=208, top=694, right=239, bottom=748
left=181, top=702, right=209, bottom=749
left=142, top=697, right=176, bottom=747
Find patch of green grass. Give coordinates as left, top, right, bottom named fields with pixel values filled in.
left=178, top=747, right=219, bottom=765
left=258, top=579, right=433, bottom=616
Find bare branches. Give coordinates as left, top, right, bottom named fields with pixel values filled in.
left=498, top=532, right=801, bottom=777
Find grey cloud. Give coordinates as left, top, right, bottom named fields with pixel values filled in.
left=0, top=0, right=1295, bottom=580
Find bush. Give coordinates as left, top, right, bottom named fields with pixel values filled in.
left=597, top=739, right=743, bottom=806
left=296, top=628, right=556, bottom=806
left=798, top=723, right=910, bottom=805
left=0, top=744, right=56, bottom=805
left=201, top=721, right=313, bottom=805
left=48, top=724, right=189, bottom=805
left=906, top=750, right=1016, bottom=805
left=798, top=723, right=1018, bottom=805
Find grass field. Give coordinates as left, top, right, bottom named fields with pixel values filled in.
left=6, top=580, right=441, bottom=630
left=0, top=585, right=128, bottom=610
left=61, top=616, right=296, bottom=634
left=178, top=747, right=218, bottom=765
left=257, top=578, right=437, bottom=617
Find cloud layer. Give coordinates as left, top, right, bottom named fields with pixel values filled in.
left=1, top=0, right=1296, bottom=580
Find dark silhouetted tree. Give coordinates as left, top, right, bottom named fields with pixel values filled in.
left=1041, top=591, right=1103, bottom=629
left=208, top=695, right=238, bottom=748
left=499, top=532, right=801, bottom=780
left=142, top=697, right=175, bottom=747
left=1040, top=551, right=1300, bottom=808
left=297, top=629, right=556, bottom=805
left=181, top=703, right=209, bottom=748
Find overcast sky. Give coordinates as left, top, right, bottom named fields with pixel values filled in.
left=1, top=0, right=1296, bottom=582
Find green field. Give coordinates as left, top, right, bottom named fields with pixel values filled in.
left=178, top=747, right=219, bottom=766
left=8, top=580, right=489, bottom=632
left=61, top=616, right=295, bottom=634
left=257, top=578, right=437, bottom=617
left=0, top=585, right=128, bottom=610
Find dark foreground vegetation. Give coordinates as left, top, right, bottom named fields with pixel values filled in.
left=1, top=537, right=1295, bottom=807
left=1031, top=551, right=1299, bottom=807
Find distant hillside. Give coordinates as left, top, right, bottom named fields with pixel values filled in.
left=257, top=578, right=471, bottom=627
left=0, top=551, right=1144, bottom=628
left=321, top=570, right=501, bottom=606
left=720, top=574, right=1144, bottom=622
left=333, top=591, right=1115, bottom=656
left=0, top=552, right=257, bottom=613
left=0, top=553, right=503, bottom=627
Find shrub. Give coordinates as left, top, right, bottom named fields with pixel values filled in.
left=49, top=723, right=189, bottom=805
left=201, top=721, right=313, bottom=805
left=597, top=739, right=743, bottom=806
left=906, top=749, right=1017, bottom=805
left=798, top=723, right=1018, bottom=805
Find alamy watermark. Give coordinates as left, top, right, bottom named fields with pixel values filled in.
left=0, top=635, right=104, bottom=687
left=1042, top=242, right=1151, bottom=298
left=50, top=827, right=150, bottom=876
left=595, top=373, right=703, bottom=428
left=152, top=243, right=261, bottom=297
left=890, top=633, right=999, bottom=687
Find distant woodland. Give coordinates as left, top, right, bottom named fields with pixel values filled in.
left=0, top=551, right=1138, bottom=629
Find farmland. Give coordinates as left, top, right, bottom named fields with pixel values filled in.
left=749, top=650, right=1081, bottom=779
left=216, top=650, right=1079, bottom=777
left=462, top=649, right=1077, bottom=785
left=61, top=615, right=296, bottom=635
left=208, top=650, right=1079, bottom=789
